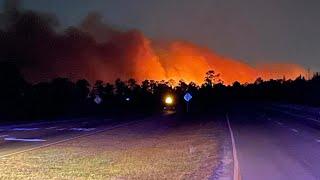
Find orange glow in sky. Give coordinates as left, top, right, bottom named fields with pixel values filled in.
left=22, top=30, right=307, bottom=85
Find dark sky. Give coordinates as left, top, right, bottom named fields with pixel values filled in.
left=2, top=0, right=320, bottom=71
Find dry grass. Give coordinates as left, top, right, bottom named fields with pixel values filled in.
left=0, top=120, right=222, bottom=180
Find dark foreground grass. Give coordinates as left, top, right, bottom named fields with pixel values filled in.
left=0, top=119, right=223, bottom=179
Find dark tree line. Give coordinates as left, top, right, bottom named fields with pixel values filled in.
left=1, top=62, right=320, bottom=122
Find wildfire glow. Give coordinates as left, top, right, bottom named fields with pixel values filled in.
left=22, top=29, right=307, bottom=85
left=128, top=35, right=307, bottom=85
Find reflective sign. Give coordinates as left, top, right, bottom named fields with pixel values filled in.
left=184, top=93, right=192, bottom=102
left=94, top=95, right=102, bottom=104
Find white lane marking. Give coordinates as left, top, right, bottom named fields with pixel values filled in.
left=306, top=117, right=320, bottom=123
left=0, top=117, right=96, bottom=130
left=4, top=137, right=46, bottom=142
left=12, top=128, right=39, bottom=131
left=45, top=127, right=57, bottom=130
left=275, top=121, right=283, bottom=126
left=268, top=107, right=320, bottom=124
left=0, top=135, right=9, bottom=138
left=57, top=128, right=66, bottom=131
left=316, top=139, right=320, bottom=143
left=70, top=128, right=96, bottom=132
left=291, top=128, right=299, bottom=133
left=226, top=114, right=241, bottom=180
left=0, top=120, right=140, bottom=159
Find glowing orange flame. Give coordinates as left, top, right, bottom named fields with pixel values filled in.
left=23, top=30, right=307, bottom=85
left=128, top=34, right=306, bottom=85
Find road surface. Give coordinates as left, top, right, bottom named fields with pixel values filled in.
left=0, top=117, right=131, bottom=157
left=229, top=104, right=320, bottom=180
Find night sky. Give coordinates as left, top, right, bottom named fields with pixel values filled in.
left=2, top=0, right=318, bottom=71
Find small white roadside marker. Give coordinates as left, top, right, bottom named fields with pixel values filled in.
left=291, top=128, right=299, bottom=133
left=276, top=121, right=283, bottom=125
left=4, top=137, right=46, bottom=142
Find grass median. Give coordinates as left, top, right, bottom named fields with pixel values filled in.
left=0, top=120, right=223, bottom=179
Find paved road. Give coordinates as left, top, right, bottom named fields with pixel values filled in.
left=0, top=117, right=124, bottom=157
left=229, top=105, right=320, bottom=180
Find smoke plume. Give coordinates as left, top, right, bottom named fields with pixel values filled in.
left=0, top=8, right=306, bottom=85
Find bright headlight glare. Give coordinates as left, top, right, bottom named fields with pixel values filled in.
left=165, top=96, right=173, bottom=105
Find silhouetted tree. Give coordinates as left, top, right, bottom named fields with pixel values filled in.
left=204, top=70, right=222, bottom=87
left=2, top=60, right=320, bottom=121
left=75, top=79, right=90, bottom=103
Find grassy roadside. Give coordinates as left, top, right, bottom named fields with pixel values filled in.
left=0, top=119, right=223, bottom=179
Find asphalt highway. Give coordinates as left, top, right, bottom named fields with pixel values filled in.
left=228, top=104, right=320, bottom=180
